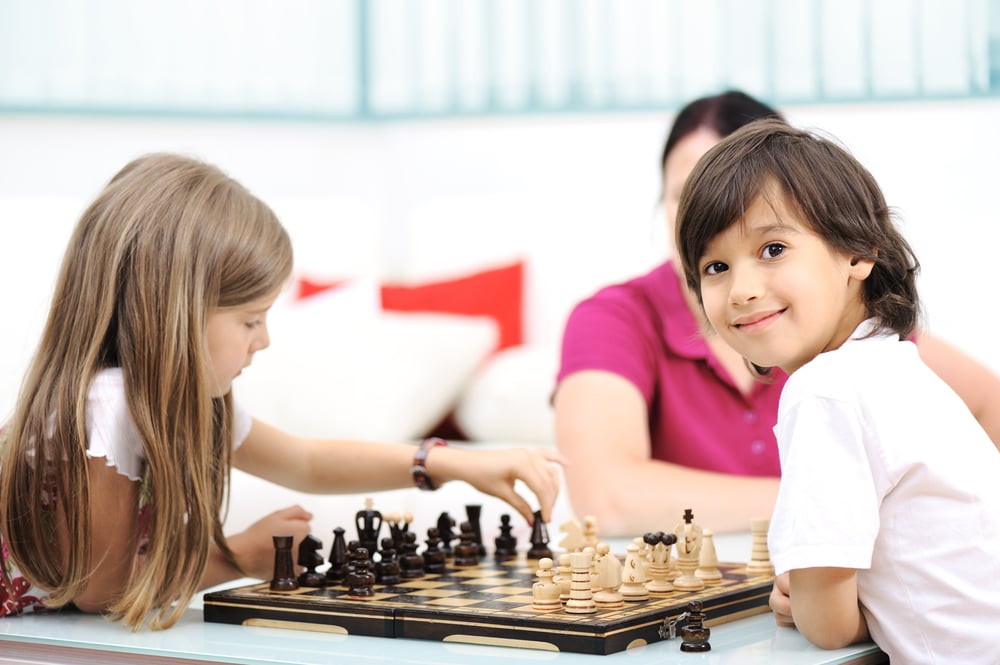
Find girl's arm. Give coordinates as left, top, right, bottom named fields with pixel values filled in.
left=231, top=419, right=565, bottom=525
left=67, top=457, right=139, bottom=613
left=553, top=371, right=778, bottom=536
left=787, top=567, right=869, bottom=649
left=917, top=332, right=1000, bottom=449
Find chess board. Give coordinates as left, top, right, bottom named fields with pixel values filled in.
left=203, top=556, right=773, bottom=655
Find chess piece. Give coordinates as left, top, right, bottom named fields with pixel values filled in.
left=346, top=547, right=376, bottom=598
left=386, top=512, right=413, bottom=552
left=696, top=528, right=724, bottom=584
left=564, top=550, right=597, bottom=613
left=466, top=504, right=487, bottom=556
left=555, top=552, right=573, bottom=603
left=592, top=542, right=624, bottom=610
left=531, top=557, right=562, bottom=611
left=643, top=531, right=676, bottom=594
left=673, top=509, right=705, bottom=592
left=619, top=542, right=649, bottom=601
left=296, top=534, right=325, bottom=587
left=582, top=515, right=599, bottom=550
left=494, top=513, right=518, bottom=560
left=269, top=535, right=299, bottom=591
left=453, top=521, right=480, bottom=566
left=375, top=536, right=401, bottom=586
left=679, top=600, right=711, bottom=652
left=356, top=497, right=383, bottom=560
left=423, top=527, right=447, bottom=574
left=526, top=510, right=553, bottom=559
left=558, top=517, right=584, bottom=553
left=399, top=531, right=425, bottom=579
left=746, top=517, right=775, bottom=577
left=326, top=526, right=348, bottom=583
left=436, top=512, right=457, bottom=556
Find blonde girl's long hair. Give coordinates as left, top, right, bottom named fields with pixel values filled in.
left=0, top=153, right=293, bottom=629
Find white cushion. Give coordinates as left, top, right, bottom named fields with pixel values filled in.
left=454, top=344, right=558, bottom=443
left=235, top=279, right=499, bottom=442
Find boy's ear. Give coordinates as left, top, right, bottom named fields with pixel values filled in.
left=849, top=254, right=876, bottom=281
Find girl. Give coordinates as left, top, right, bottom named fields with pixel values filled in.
left=675, top=119, right=1000, bottom=663
left=0, top=153, right=563, bottom=630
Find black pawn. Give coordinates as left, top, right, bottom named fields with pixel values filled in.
left=436, top=511, right=457, bottom=556
left=423, top=527, right=447, bottom=574
left=399, top=531, right=425, bottom=579
left=297, top=534, right=325, bottom=587
left=269, top=535, right=299, bottom=591
left=453, top=521, right=480, bottom=566
left=465, top=504, right=486, bottom=556
left=326, top=527, right=348, bottom=584
left=494, top=513, right=517, bottom=560
left=346, top=547, right=376, bottom=598
left=680, top=600, right=711, bottom=652
left=375, top=537, right=401, bottom=586
left=526, top=510, right=552, bottom=560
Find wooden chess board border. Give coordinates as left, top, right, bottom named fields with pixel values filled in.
left=203, top=558, right=773, bottom=655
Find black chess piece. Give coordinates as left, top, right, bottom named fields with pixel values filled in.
left=526, top=509, right=552, bottom=560
left=356, top=499, right=383, bottom=560
left=326, top=527, right=349, bottom=584
left=465, top=504, right=486, bottom=556
left=436, top=511, right=457, bottom=556
left=375, top=536, right=401, bottom=586
left=494, top=513, right=518, bottom=561
left=423, top=527, right=447, bottom=574
left=452, top=521, right=480, bottom=566
left=346, top=547, right=376, bottom=597
left=388, top=514, right=411, bottom=552
left=399, top=531, right=425, bottom=579
left=269, top=535, right=299, bottom=591
left=680, top=600, right=711, bottom=652
left=297, top=534, right=325, bottom=587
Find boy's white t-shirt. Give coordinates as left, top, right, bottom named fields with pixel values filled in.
left=769, top=320, right=1000, bottom=664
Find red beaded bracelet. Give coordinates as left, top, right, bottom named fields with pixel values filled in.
left=412, top=437, right=447, bottom=491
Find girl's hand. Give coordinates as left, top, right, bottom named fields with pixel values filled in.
left=430, top=447, right=567, bottom=524
left=770, top=571, right=795, bottom=627
left=227, top=505, right=313, bottom=580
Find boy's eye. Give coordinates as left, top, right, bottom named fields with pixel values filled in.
left=703, top=261, right=728, bottom=276
left=761, top=243, right=785, bottom=259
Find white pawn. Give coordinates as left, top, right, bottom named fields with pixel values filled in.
left=531, top=557, right=562, bottom=611
left=555, top=552, right=573, bottom=603
left=696, top=528, right=723, bottom=585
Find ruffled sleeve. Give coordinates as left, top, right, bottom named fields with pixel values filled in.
left=86, top=369, right=254, bottom=480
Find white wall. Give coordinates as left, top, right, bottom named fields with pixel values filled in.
left=2, top=98, right=999, bottom=421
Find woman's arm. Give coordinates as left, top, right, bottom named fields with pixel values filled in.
left=553, top=370, right=778, bottom=536
left=917, top=332, right=1000, bottom=449
left=788, top=567, right=869, bottom=649
left=232, top=420, right=564, bottom=525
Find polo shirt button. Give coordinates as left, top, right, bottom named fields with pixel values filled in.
left=744, top=410, right=758, bottom=424
left=750, top=440, right=766, bottom=455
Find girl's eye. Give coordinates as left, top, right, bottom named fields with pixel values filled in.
left=761, top=243, right=785, bottom=260
left=245, top=320, right=262, bottom=330
left=703, top=261, right=728, bottom=276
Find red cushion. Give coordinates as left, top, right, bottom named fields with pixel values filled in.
left=295, top=261, right=524, bottom=350
left=380, top=262, right=523, bottom=350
